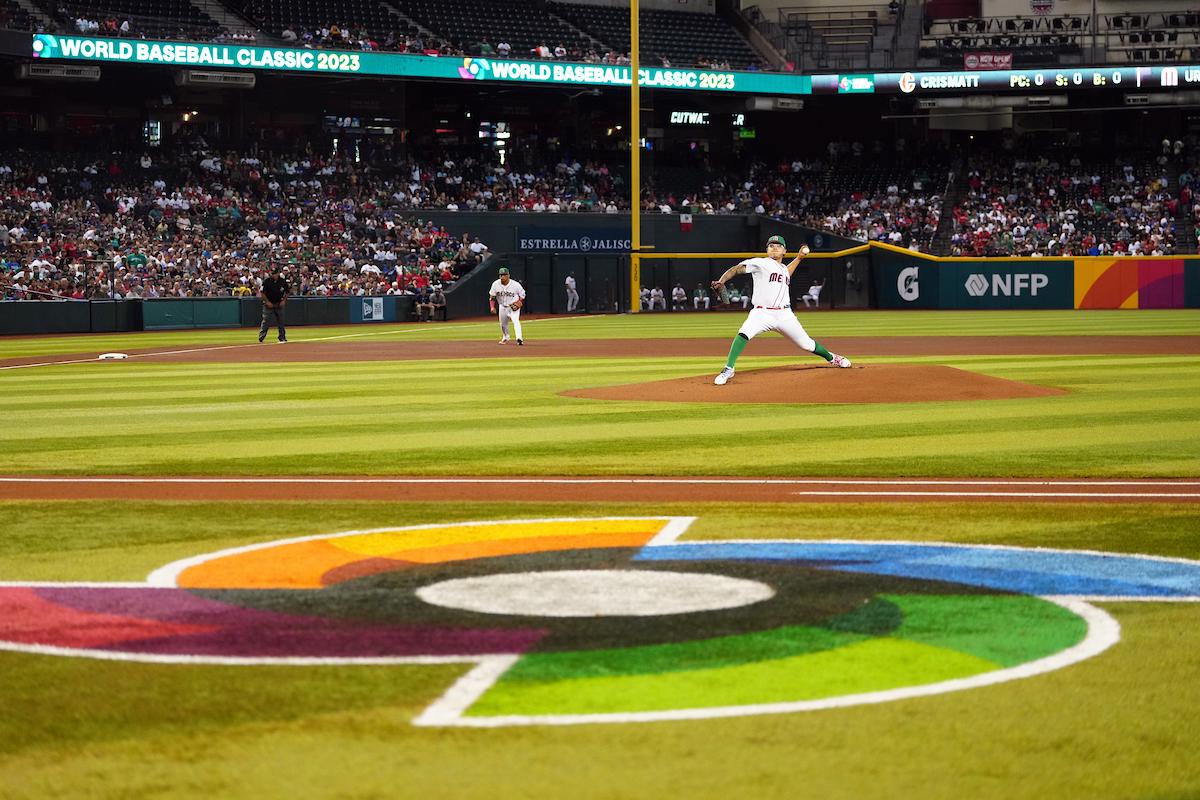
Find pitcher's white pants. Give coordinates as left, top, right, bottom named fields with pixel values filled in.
left=500, top=305, right=523, bottom=340
left=737, top=307, right=815, bottom=351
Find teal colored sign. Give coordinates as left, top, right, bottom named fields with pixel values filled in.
left=836, top=74, right=875, bottom=94
left=1185, top=261, right=1200, bottom=309
left=947, top=262, right=1073, bottom=309
left=873, top=255, right=940, bottom=309
left=872, top=251, right=1073, bottom=310
left=30, top=34, right=813, bottom=96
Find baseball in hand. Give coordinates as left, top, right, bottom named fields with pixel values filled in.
left=800, top=245, right=811, bottom=256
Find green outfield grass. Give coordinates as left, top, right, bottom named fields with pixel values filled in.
left=1, top=309, right=1199, bottom=359
left=1, top=501, right=1198, bottom=800
left=3, top=312, right=1199, bottom=799
left=2, top=351, right=1197, bottom=477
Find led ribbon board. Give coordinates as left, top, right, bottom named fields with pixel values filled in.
left=30, top=34, right=814, bottom=95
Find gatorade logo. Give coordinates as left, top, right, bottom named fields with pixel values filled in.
left=897, top=266, right=920, bottom=301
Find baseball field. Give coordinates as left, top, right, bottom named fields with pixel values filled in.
left=2, top=308, right=1199, bottom=799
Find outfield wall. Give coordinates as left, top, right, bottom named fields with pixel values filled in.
left=4, top=244, right=1199, bottom=336
left=0, top=296, right=416, bottom=335
left=870, top=245, right=1200, bottom=310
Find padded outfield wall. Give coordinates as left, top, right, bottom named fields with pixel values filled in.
left=870, top=244, right=1200, bottom=310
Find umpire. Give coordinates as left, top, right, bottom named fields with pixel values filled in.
left=258, top=262, right=289, bottom=343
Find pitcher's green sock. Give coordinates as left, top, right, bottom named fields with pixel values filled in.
left=813, top=342, right=834, bottom=362
left=725, top=334, right=749, bottom=369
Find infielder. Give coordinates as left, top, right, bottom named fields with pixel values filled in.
left=489, top=266, right=526, bottom=345
left=710, top=235, right=851, bottom=385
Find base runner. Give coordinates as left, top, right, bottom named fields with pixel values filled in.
left=710, top=235, right=851, bottom=385
left=489, top=266, right=526, bottom=345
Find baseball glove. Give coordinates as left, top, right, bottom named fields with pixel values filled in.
left=510, top=300, right=523, bottom=310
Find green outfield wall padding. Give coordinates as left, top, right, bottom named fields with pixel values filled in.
left=1186, top=260, right=1200, bottom=308
left=191, top=300, right=242, bottom=328
left=142, top=299, right=194, bottom=330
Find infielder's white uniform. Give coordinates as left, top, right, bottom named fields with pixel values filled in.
left=734, top=257, right=816, bottom=351
left=565, top=275, right=579, bottom=311
left=489, top=278, right=525, bottom=341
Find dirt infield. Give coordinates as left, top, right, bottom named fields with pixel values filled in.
left=563, top=364, right=1066, bottom=405
left=4, top=335, right=1200, bottom=369
left=0, top=476, right=1196, bottom=503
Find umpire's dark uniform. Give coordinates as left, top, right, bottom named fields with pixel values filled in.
left=258, top=267, right=289, bottom=343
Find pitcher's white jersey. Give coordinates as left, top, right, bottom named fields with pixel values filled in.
left=489, top=279, right=525, bottom=308
left=740, top=257, right=792, bottom=308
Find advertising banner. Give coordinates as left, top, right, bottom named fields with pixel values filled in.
left=964, top=52, right=1012, bottom=70
left=1187, top=261, right=1200, bottom=309
left=946, top=262, right=1073, bottom=309
left=517, top=227, right=632, bottom=253
left=872, top=252, right=941, bottom=309
left=349, top=296, right=395, bottom=323
left=29, top=34, right=813, bottom=95
left=873, top=250, right=1073, bottom=309
left=30, top=35, right=1200, bottom=99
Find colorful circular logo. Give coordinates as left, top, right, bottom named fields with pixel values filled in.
left=1, top=517, right=1197, bottom=726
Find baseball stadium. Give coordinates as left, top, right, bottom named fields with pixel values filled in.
left=1, top=0, right=1200, bottom=797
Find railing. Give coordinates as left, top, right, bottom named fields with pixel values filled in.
left=770, top=3, right=896, bottom=71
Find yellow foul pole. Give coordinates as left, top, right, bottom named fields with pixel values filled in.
left=629, top=0, right=641, bottom=313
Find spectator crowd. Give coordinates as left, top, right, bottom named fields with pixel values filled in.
left=4, top=134, right=1197, bottom=302
left=0, top=140, right=492, bottom=301
left=949, top=144, right=1179, bottom=257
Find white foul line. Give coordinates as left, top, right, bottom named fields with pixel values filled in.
left=0, top=314, right=593, bottom=371
left=0, top=477, right=1198, bottom=487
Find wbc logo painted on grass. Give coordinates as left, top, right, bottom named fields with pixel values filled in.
left=1, top=517, right=1198, bottom=727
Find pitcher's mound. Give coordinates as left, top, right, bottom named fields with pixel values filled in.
left=562, top=364, right=1067, bottom=405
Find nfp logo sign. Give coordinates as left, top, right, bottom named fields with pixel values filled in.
left=964, top=272, right=1049, bottom=297
left=953, top=264, right=1071, bottom=309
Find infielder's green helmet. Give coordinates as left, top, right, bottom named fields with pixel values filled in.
left=498, top=267, right=510, bottom=275
left=766, top=235, right=786, bottom=248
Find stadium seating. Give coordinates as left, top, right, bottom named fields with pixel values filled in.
left=34, top=0, right=224, bottom=40
left=949, top=149, right=1177, bottom=256
left=225, top=0, right=407, bottom=43
left=919, top=13, right=1086, bottom=66
left=550, top=2, right=760, bottom=67
left=775, top=4, right=888, bottom=71
left=392, top=0, right=594, bottom=59
left=1099, top=9, right=1199, bottom=63
left=0, top=0, right=40, bottom=31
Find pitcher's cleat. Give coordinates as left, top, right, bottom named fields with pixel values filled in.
left=714, top=366, right=735, bottom=385
left=498, top=337, right=509, bottom=345
left=517, top=339, right=524, bottom=346
left=831, top=354, right=852, bottom=368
